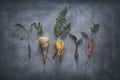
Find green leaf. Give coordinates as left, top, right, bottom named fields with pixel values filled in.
left=91, top=24, right=99, bottom=33
left=31, top=22, right=44, bottom=35
left=61, top=23, right=71, bottom=36
left=31, top=22, right=37, bottom=28
left=81, top=32, right=89, bottom=39
left=54, top=7, right=71, bottom=37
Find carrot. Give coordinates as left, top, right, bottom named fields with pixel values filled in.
left=53, top=7, right=71, bottom=62
left=81, top=24, right=99, bottom=64
left=31, top=22, right=49, bottom=65
left=88, top=41, right=92, bottom=57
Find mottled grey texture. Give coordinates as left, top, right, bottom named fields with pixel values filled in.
left=0, top=0, right=120, bottom=80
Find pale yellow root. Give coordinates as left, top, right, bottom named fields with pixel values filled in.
left=57, top=48, right=64, bottom=61
left=43, top=48, right=47, bottom=65
left=39, top=35, right=49, bottom=65
left=53, top=38, right=64, bottom=61
left=53, top=43, right=57, bottom=57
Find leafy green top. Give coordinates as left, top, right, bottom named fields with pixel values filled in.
left=31, top=22, right=44, bottom=35
left=81, top=24, right=99, bottom=40
left=91, top=24, right=99, bottom=33
left=54, top=7, right=71, bottom=38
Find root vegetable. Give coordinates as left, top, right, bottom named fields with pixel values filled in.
left=39, top=35, right=49, bottom=65
left=53, top=7, right=71, bottom=62
left=31, top=22, right=49, bottom=65
left=88, top=41, right=92, bottom=57
left=69, top=33, right=82, bottom=64
left=81, top=24, right=99, bottom=63
left=53, top=37, right=64, bottom=61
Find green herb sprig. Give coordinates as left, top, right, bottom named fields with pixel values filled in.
left=81, top=24, right=99, bottom=40
left=31, top=22, right=44, bottom=35
left=54, top=7, right=71, bottom=38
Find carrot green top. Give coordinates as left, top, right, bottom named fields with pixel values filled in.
left=81, top=24, right=99, bottom=40
left=54, top=7, right=71, bottom=38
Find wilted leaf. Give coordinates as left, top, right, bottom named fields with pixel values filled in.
left=15, top=23, right=30, bottom=38
left=77, top=38, right=82, bottom=45
left=69, top=33, right=77, bottom=42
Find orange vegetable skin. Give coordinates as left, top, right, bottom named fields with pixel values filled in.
left=88, top=41, right=92, bottom=57
left=53, top=38, right=64, bottom=60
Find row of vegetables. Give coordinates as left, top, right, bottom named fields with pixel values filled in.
left=15, top=7, right=99, bottom=65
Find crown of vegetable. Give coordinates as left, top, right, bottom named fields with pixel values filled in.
left=54, top=7, right=71, bottom=37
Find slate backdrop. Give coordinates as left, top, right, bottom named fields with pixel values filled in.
left=0, top=0, right=120, bottom=80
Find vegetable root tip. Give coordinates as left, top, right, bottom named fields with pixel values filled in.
left=74, top=53, right=78, bottom=64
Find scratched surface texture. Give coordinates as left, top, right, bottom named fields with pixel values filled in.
left=0, top=0, right=120, bottom=80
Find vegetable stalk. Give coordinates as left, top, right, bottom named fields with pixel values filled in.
left=15, top=23, right=31, bottom=59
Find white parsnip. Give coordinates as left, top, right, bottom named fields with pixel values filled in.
left=39, top=35, right=49, bottom=65
left=31, top=22, right=49, bottom=65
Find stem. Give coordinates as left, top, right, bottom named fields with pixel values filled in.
left=27, top=39, right=31, bottom=59
left=89, top=32, right=93, bottom=41
left=75, top=44, right=78, bottom=54
left=57, top=37, right=61, bottom=40
left=74, top=43, right=78, bottom=64
left=40, top=31, right=44, bottom=36
left=27, top=32, right=30, bottom=39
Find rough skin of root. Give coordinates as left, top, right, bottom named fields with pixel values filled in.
left=88, top=41, right=92, bottom=57
left=43, top=48, right=47, bottom=65
left=53, top=38, right=64, bottom=61
left=39, top=35, right=49, bottom=65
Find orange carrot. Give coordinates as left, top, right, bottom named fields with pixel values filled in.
left=88, top=41, right=92, bottom=57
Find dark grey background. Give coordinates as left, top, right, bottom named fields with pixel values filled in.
left=0, top=0, right=120, bottom=80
